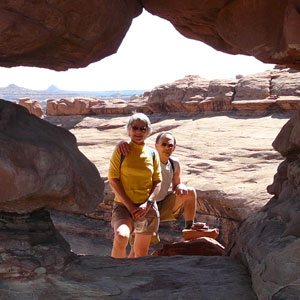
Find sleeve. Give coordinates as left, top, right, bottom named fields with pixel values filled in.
left=152, top=149, right=162, bottom=182
left=108, top=146, right=121, bottom=179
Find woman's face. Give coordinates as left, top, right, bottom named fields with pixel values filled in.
left=129, top=120, right=148, bottom=144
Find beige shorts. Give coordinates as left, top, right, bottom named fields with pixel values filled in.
left=130, top=192, right=184, bottom=246
left=157, top=192, right=184, bottom=222
left=111, top=202, right=159, bottom=235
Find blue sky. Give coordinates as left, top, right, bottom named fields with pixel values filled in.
left=0, top=10, right=274, bottom=91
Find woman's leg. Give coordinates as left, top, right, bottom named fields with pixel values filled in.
left=133, top=233, right=152, bottom=257
left=111, top=218, right=133, bottom=258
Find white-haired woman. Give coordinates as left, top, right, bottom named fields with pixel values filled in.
left=108, top=113, right=162, bottom=258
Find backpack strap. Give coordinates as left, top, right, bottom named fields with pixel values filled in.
left=146, top=147, right=156, bottom=164
left=120, top=153, right=126, bottom=167
left=169, top=157, right=175, bottom=173
left=120, top=147, right=155, bottom=168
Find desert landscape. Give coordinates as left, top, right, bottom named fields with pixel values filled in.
left=1, top=1, right=300, bottom=299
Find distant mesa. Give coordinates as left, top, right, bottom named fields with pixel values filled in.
left=0, top=83, right=145, bottom=101
left=47, top=84, right=62, bottom=92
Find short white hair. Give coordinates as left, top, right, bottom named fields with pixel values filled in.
left=126, top=112, right=152, bottom=136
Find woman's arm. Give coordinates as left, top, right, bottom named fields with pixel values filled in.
left=109, top=178, right=140, bottom=218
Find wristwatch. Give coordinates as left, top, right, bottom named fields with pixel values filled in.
left=147, top=199, right=155, bottom=207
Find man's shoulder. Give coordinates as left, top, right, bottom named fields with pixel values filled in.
left=169, top=156, right=179, bottom=164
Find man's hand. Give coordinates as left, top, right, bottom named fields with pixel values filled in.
left=176, top=184, right=188, bottom=197
left=118, top=141, right=130, bottom=156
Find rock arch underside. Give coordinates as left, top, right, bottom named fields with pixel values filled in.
left=0, top=1, right=300, bottom=299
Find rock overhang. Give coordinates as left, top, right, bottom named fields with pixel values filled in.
left=0, top=0, right=300, bottom=70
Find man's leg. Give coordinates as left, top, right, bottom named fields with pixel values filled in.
left=111, top=219, right=132, bottom=258
left=133, top=233, right=152, bottom=257
left=172, top=187, right=197, bottom=228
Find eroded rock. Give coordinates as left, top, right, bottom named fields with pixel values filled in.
left=0, top=209, right=73, bottom=279
left=18, top=97, right=43, bottom=118
left=228, top=109, right=300, bottom=299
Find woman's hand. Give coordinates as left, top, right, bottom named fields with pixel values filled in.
left=131, top=201, right=151, bottom=220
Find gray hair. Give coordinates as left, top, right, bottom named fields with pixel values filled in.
left=126, top=112, right=152, bottom=135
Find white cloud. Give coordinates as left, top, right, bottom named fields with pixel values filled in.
left=0, top=10, right=274, bottom=91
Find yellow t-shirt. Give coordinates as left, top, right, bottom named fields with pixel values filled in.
left=108, top=141, right=162, bottom=204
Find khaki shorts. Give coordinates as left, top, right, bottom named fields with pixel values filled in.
left=111, top=202, right=159, bottom=235
left=130, top=192, right=184, bottom=246
left=157, top=192, right=184, bottom=222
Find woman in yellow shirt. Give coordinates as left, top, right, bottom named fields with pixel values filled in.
left=108, top=113, right=162, bottom=258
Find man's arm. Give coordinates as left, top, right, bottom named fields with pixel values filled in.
left=172, top=162, right=188, bottom=196
left=118, top=141, right=131, bottom=156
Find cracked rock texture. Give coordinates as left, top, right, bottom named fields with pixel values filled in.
left=0, top=255, right=257, bottom=300
left=228, top=110, right=300, bottom=299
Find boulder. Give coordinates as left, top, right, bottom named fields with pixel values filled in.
left=0, top=99, right=104, bottom=214
left=147, top=75, right=210, bottom=112
left=152, top=237, right=225, bottom=256
left=271, top=68, right=300, bottom=97
left=18, top=97, right=43, bottom=118
left=234, top=73, right=271, bottom=100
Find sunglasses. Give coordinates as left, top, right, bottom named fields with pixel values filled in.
left=131, top=126, right=147, bottom=132
left=160, top=142, right=174, bottom=148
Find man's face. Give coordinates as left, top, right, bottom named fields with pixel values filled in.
left=155, top=134, right=176, bottom=160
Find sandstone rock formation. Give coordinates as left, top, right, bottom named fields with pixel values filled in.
left=228, top=110, right=300, bottom=299
left=46, top=98, right=103, bottom=116
left=0, top=1, right=300, bottom=70
left=18, top=97, right=43, bottom=118
left=45, top=68, right=300, bottom=116
left=0, top=1, right=142, bottom=70
left=0, top=99, right=104, bottom=214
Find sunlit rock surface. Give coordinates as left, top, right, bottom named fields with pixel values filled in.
left=228, top=110, right=300, bottom=299
left=46, top=111, right=290, bottom=247
left=0, top=99, right=104, bottom=214
left=18, top=97, right=43, bottom=118
left=44, top=68, right=300, bottom=116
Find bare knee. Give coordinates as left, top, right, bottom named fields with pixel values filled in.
left=114, top=229, right=129, bottom=248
